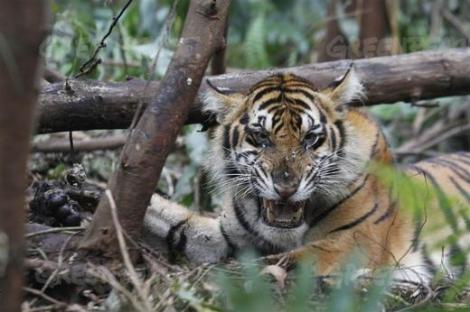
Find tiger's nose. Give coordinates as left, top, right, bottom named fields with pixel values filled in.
left=274, top=181, right=298, bottom=199
left=272, top=169, right=299, bottom=199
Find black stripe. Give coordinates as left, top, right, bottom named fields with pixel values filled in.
left=240, top=113, right=249, bottom=125
left=370, top=130, right=380, bottom=158
left=432, top=157, right=470, bottom=178
left=175, top=230, right=187, bottom=254
left=273, top=124, right=283, bottom=135
left=411, top=218, right=422, bottom=252
left=294, top=114, right=302, bottom=131
left=255, top=165, right=268, bottom=181
left=329, top=126, right=337, bottom=151
left=267, top=104, right=283, bottom=114
left=285, top=104, right=307, bottom=116
left=233, top=201, right=258, bottom=234
left=449, top=244, right=467, bottom=274
left=249, top=81, right=279, bottom=93
left=329, top=202, right=379, bottom=233
left=421, top=244, right=437, bottom=275
left=166, top=219, right=188, bottom=262
left=284, top=83, right=314, bottom=89
left=449, top=176, right=470, bottom=204
left=284, top=88, right=315, bottom=102
left=232, top=126, right=240, bottom=147
left=310, top=174, right=370, bottom=227
left=319, top=110, right=327, bottom=124
left=245, top=135, right=257, bottom=147
left=291, top=98, right=311, bottom=110
left=233, top=201, right=283, bottom=253
left=222, top=125, right=231, bottom=159
left=223, top=125, right=239, bottom=177
left=427, top=158, right=470, bottom=182
left=252, top=86, right=280, bottom=103
left=271, top=109, right=283, bottom=129
left=258, top=116, right=266, bottom=127
left=334, top=120, right=347, bottom=157
left=220, top=223, right=237, bottom=257
left=412, top=165, right=458, bottom=231
left=374, top=200, right=397, bottom=224
left=258, top=96, right=282, bottom=110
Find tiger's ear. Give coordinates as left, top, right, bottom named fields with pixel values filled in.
left=202, top=80, right=245, bottom=124
left=323, top=65, right=365, bottom=116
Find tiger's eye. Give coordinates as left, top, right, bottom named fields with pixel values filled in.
left=304, top=132, right=316, bottom=142
left=304, top=132, right=324, bottom=149
left=256, top=131, right=271, bottom=146
left=248, top=127, right=271, bottom=147
left=258, top=132, right=268, bottom=140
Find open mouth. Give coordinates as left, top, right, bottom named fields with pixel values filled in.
left=259, top=198, right=306, bottom=228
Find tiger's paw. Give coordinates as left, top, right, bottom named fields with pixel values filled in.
left=262, top=251, right=296, bottom=269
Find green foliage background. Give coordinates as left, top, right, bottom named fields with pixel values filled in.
left=42, top=1, right=470, bottom=310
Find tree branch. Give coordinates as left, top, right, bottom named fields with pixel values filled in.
left=32, top=135, right=126, bottom=153
left=78, top=0, right=231, bottom=257
left=37, top=48, right=470, bottom=134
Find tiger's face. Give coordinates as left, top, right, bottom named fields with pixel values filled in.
left=204, top=70, right=364, bottom=229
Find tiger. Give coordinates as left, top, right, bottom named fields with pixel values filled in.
left=143, top=68, right=470, bottom=283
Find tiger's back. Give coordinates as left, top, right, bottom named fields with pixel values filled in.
left=143, top=71, right=470, bottom=283
left=402, top=152, right=470, bottom=280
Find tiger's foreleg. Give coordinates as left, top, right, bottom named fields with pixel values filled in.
left=263, top=231, right=396, bottom=278
left=143, top=194, right=231, bottom=263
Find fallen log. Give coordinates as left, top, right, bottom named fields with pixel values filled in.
left=37, top=48, right=470, bottom=134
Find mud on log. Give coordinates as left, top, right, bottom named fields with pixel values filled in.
left=37, top=48, right=470, bottom=134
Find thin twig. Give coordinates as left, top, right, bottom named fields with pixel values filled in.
left=75, top=0, right=134, bottom=78
left=40, top=232, right=79, bottom=292
left=105, top=189, right=152, bottom=311
left=68, top=131, right=75, bottom=156
left=88, top=265, right=147, bottom=311
left=23, top=287, right=67, bottom=307
left=26, top=226, right=84, bottom=239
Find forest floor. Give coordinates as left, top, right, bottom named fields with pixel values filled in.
left=22, top=130, right=470, bottom=312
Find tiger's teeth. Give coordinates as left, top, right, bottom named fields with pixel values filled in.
left=266, top=205, right=274, bottom=222
left=260, top=198, right=305, bottom=227
left=293, top=207, right=303, bottom=222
